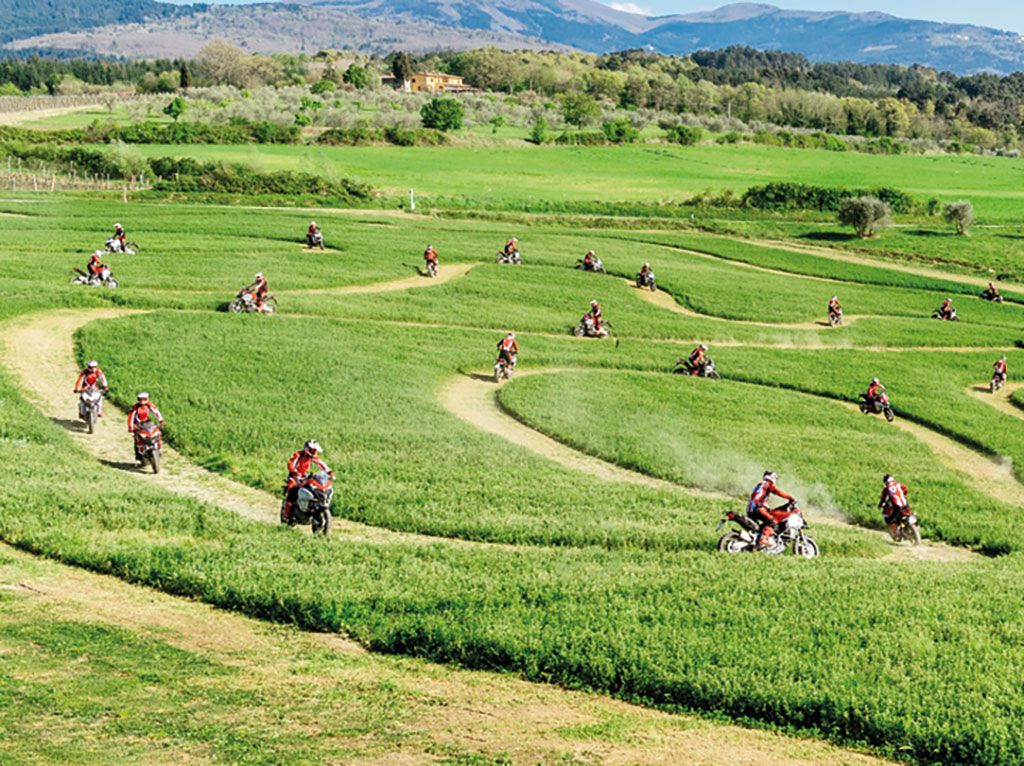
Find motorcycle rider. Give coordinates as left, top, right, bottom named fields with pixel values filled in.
left=984, top=281, right=1000, bottom=301
left=639, top=262, right=652, bottom=279
left=424, top=245, right=439, bottom=272
left=504, top=237, right=518, bottom=256
left=74, top=360, right=109, bottom=417
left=307, top=221, right=320, bottom=247
left=865, top=377, right=886, bottom=402
left=687, top=344, right=708, bottom=376
left=938, top=298, right=954, bottom=320
left=282, top=439, right=334, bottom=523
left=747, top=470, right=795, bottom=550
left=245, top=272, right=268, bottom=310
left=127, top=392, right=164, bottom=458
left=496, top=332, right=518, bottom=374
left=879, top=473, right=910, bottom=539
left=828, top=295, right=842, bottom=320
left=87, top=250, right=107, bottom=278
left=582, top=250, right=595, bottom=270
left=994, top=355, right=1008, bottom=385
left=113, top=223, right=127, bottom=252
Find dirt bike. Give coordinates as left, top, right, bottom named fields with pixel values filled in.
left=981, top=288, right=1004, bottom=303
left=859, top=392, right=895, bottom=422
left=991, top=372, right=1006, bottom=393
left=636, top=271, right=656, bottom=291
left=575, top=257, right=605, bottom=274
left=572, top=316, right=610, bottom=338
left=673, top=357, right=720, bottom=378
left=931, top=307, right=959, bottom=321
left=884, top=504, right=921, bottom=545
left=306, top=229, right=325, bottom=250
left=283, top=471, right=334, bottom=535
left=494, top=354, right=516, bottom=382
left=70, top=267, right=119, bottom=288
left=104, top=238, right=138, bottom=254
left=229, top=288, right=277, bottom=314
left=425, top=259, right=438, bottom=278
left=134, top=420, right=162, bottom=474
left=828, top=308, right=843, bottom=326
left=717, top=500, right=819, bottom=558
left=77, top=385, right=104, bottom=434
left=496, top=250, right=522, bottom=265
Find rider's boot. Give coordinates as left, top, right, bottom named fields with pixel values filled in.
left=757, top=527, right=774, bottom=550
left=280, top=499, right=293, bottom=524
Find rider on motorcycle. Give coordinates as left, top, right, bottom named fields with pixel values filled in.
left=87, top=250, right=107, bottom=278
left=282, top=439, right=334, bottom=523
left=588, top=299, right=602, bottom=325
left=74, top=360, right=109, bottom=416
left=748, top=470, right=794, bottom=550
left=246, top=272, right=268, bottom=310
left=127, top=392, right=164, bottom=457
left=424, top=245, right=438, bottom=270
left=984, top=281, right=1000, bottom=300
left=582, top=250, right=595, bottom=269
left=504, top=237, right=518, bottom=256
left=687, top=344, right=708, bottom=376
left=866, top=377, right=886, bottom=401
left=994, top=356, right=1008, bottom=383
left=307, top=221, right=321, bottom=246
left=879, top=474, right=910, bottom=539
left=497, top=332, right=518, bottom=371
left=828, top=295, right=842, bottom=318
left=938, top=298, right=954, bottom=320
left=639, top=262, right=652, bottom=278
left=113, top=223, right=127, bottom=252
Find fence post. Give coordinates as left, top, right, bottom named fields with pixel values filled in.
left=123, top=185, right=128, bottom=204
left=33, top=175, right=37, bottom=192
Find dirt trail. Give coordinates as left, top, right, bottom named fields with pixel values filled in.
left=965, top=381, right=1024, bottom=421
left=288, top=263, right=472, bottom=295
left=0, top=104, right=94, bottom=125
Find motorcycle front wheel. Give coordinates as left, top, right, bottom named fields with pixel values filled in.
left=494, top=366, right=503, bottom=383
left=87, top=410, right=96, bottom=434
left=228, top=299, right=244, bottom=313
left=884, top=406, right=895, bottom=422
left=312, top=510, right=332, bottom=536
left=106, top=278, right=119, bottom=288
left=902, top=522, right=922, bottom=545
left=718, top=532, right=749, bottom=553
left=572, top=325, right=585, bottom=337
left=793, top=536, right=820, bottom=559
left=150, top=451, right=160, bottom=474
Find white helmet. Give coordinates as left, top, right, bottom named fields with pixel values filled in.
left=512, top=237, right=518, bottom=242
left=699, top=343, right=707, bottom=350
left=114, top=223, right=122, bottom=228
left=832, top=295, right=837, bottom=301
left=137, top=392, right=149, bottom=402
left=1001, top=356, right=1007, bottom=362
left=763, top=471, right=778, bottom=483
left=507, top=332, right=515, bottom=339
left=93, top=249, right=104, bottom=256
left=255, top=272, right=263, bottom=279
left=87, top=360, right=98, bottom=369
left=587, top=249, right=594, bottom=255
left=310, top=221, right=317, bottom=227
left=427, top=244, right=432, bottom=249
left=884, top=473, right=894, bottom=484
left=304, top=439, right=321, bottom=454
left=644, top=262, right=649, bottom=267
left=591, top=300, right=598, bottom=307
left=872, top=377, right=879, bottom=384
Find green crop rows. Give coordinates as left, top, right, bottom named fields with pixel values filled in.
left=2, top=152, right=1024, bottom=766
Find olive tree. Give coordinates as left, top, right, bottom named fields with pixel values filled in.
left=838, top=196, right=891, bottom=238
left=942, top=200, right=974, bottom=235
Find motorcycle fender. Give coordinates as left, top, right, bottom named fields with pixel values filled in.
left=907, top=514, right=918, bottom=525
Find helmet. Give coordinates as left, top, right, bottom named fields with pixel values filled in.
left=427, top=244, right=432, bottom=249
left=114, top=223, right=122, bottom=228
left=872, top=377, right=879, bottom=384
left=86, top=360, right=98, bottom=369
left=883, top=474, right=894, bottom=484
left=644, top=262, right=649, bottom=267
left=512, top=237, right=518, bottom=242
left=255, top=272, right=263, bottom=279
left=591, top=300, right=598, bottom=307
left=989, top=281, right=995, bottom=287
left=832, top=295, right=837, bottom=301
left=587, top=250, right=594, bottom=255
left=137, top=392, right=149, bottom=402
left=507, top=332, right=515, bottom=339
left=763, top=471, right=778, bottom=484
left=93, top=250, right=104, bottom=257
left=304, top=439, right=321, bottom=454
left=1001, top=356, right=1007, bottom=362
left=699, top=344, right=707, bottom=350
left=310, top=221, right=316, bottom=227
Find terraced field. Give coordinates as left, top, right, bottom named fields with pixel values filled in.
left=1, top=190, right=1024, bottom=765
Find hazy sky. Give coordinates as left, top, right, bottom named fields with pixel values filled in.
left=601, top=1, right=1024, bottom=31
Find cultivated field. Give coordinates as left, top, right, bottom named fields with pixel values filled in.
left=1, top=139, right=1024, bottom=765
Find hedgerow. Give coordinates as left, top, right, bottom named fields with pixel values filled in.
left=742, top=182, right=918, bottom=214
left=316, top=126, right=447, bottom=147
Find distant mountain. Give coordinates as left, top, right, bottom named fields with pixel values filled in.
left=3, top=0, right=1024, bottom=74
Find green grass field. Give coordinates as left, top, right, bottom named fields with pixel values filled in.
left=2, top=134, right=1024, bottom=765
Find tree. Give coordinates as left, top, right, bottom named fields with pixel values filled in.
left=560, top=91, right=601, bottom=128
left=838, top=196, right=891, bottom=238
left=601, top=117, right=639, bottom=144
left=391, top=52, right=412, bottom=87
left=343, top=63, right=368, bottom=89
left=179, top=61, right=193, bottom=89
left=943, top=200, right=974, bottom=235
left=311, top=79, right=336, bottom=95
left=421, top=98, right=463, bottom=131
left=529, top=115, right=549, bottom=144
left=162, top=96, right=188, bottom=122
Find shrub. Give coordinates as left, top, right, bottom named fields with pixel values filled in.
left=559, top=91, right=601, bottom=128
left=529, top=116, right=548, bottom=145
left=926, top=197, right=942, bottom=216
left=420, top=98, right=463, bottom=132
left=666, top=125, right=702, bottom=145
left=601, top=117, right=639, bottom=144
left=716, top=131, right=742, bottom=144
left=162, top=96, right=188, bottom=122
left=742, top=182, right=917, bottom=214
left=838, top=196, right=891, bottom=238
left=943, top=200, right=974, bottom=236
left=554, top=131, right=608, bottom=146
left=342, top=64, right=368, bottom=89
left=310, top=80, right=336, bottom=95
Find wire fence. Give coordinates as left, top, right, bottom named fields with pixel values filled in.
left=0, top=157, right=151, bottom=196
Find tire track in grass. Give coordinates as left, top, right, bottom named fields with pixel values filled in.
left=965, top=381, right=1024, bottom=421
left=442, top=370, right=975, bottom=562
left=285, top=263, right=473, bottom=295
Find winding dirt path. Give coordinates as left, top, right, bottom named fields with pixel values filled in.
left=965, top=381, right=1024, bottom=421
left=288, top=263, right=472, bottom=295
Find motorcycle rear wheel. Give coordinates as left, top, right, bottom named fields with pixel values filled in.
left=718, top=532, right=748, bottom=553
left=793, top=536, right=820, bottom=559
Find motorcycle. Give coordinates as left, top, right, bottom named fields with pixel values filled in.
left=991, top=372, right=1006, bottom=393
left=572, top=315, right=610, bottom=338
left=494, top=354, right=516, bottom=382
left=104, top=237, right=138, bottom=254
left=229, top=288, right=277, bottom=314
left=496, top=250, right=523, bottom=265
left=859, top=392, right=895, bottom=422
left=134, top=420, right=162, bottom=474
left=425, top=259, right=438, bottom=278
left=78, top=385, right=104, bottom=434
left=70, top=267, right=119, bottom=288
left=716, top=500, right=819, bottom=558
left=306, top=228, right=325, bottom=250
left=283, top=471, right=334, bottom=535
left=884, top=505, right=921, bottom=545
left=828, top=308, right=843, bottom=327
left=575, top=257, right=605, bottom=274
left=931, top=307, right=959, bottom=321
left=981, top=288, right=1004, bottom=303
left=673, top=357, right=720, bottom=378
left=636, top=271, right=656, bottom=291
